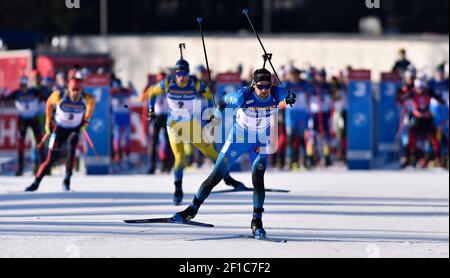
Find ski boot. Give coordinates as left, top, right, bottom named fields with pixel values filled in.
left=224, top=175, right=247, bottom=191
left=173, top=181, right=183, bottom=206
left=173, top=205, right=198, bottom=222
left=251, top=208, right=267, bottom=239
left=63, top=175, right=71, bottom=192
left=173, top=197, right=202, bottom=222
left=251, top=218, right=267, bottom=239
left=25, top=181, right=39, bottom=192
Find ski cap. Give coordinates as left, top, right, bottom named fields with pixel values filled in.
left=68, top=69, right=84, bottom=81
left=253, top=68, right=272, bottom=84
left=68, top=70, right=84, bottom=88
left=175, top=59, right=190, bottom=75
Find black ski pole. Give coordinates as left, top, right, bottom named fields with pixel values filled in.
left=242, top=8, right=292, bottom=103
left=196, top=17, right=216, bottom=108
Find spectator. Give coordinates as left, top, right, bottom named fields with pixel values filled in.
left=393, top=48, right=411, bottom=77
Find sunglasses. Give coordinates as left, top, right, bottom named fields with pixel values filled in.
left=256, top=84, right=272, bottom=90
left=175, top=71, right=189, bottom=77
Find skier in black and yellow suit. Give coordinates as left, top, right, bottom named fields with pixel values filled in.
left=147, top=59, right=245, bottom=205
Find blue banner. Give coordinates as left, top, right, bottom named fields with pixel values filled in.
left=83, top=74, right=111, bottom=175
left=347, top=70, right=373, bottom=170
left=377, top=73, right=402, bottom=165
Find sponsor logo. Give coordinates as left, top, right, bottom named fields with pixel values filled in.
left=353, top=113, right=367, bottom=127
left=91, top=118, right=105, bottom=133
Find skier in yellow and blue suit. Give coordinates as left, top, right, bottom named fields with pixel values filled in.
left=146, top=59, right=245, bottom=205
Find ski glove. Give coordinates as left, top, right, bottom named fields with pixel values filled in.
left=45, top=122, right=54, bottom=135
left=81, top=120, right=89, bottom=132
left=45, top=126, right=52, bottom=135
left=285, top=92, right=296, bottom=107
left=208, top=108, right=222, bottom=127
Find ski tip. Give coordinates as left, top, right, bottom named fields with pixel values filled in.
left=242, top=9, right=249, bottom=14
left=123, top=219, right=143, bottom=224
left=184, top=220, right=215, bottom=228
left=197, top=17, right=203, bottom=23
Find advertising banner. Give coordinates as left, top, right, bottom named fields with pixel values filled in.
left=84, top=74, right=111, bottom=175
left=347, top=70, right=373, bottom=170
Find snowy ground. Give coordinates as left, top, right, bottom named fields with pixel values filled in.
left=0, top=170, right=448, bottom=258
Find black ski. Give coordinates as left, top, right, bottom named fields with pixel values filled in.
left=266, top=189, right=290, bottom=193
left=124, top=217, right=214, bottom=228
left=212, top=187, right=290, bottom=194
left=239, top=234, right=288, bottom=243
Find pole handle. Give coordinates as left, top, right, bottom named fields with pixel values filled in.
left=179, top=43, right=186, bottom=59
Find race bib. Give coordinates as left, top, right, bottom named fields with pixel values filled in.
left=236, top=107, right=275, bottom=132
left=167, top=97, right=195, bottom=119
left=15, top=98, right=40, bottom=118
left=55, top=101, right=86, bottom=128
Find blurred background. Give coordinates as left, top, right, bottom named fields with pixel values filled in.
left=0, top=0, right=448, bottom=176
